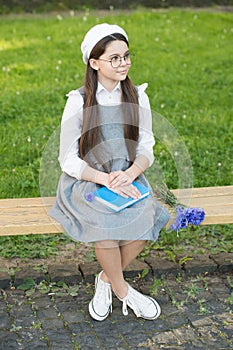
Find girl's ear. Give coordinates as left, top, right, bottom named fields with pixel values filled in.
left=89, top=58, right=99, bottom=71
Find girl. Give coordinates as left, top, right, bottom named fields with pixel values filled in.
left=50, top=23, right=170, bottom=321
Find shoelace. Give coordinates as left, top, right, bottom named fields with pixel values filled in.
left=106, top=285, right=113, bottom=313
left=121, top=297, right=140, bottom=317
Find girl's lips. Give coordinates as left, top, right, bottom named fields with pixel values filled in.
left=118, top=70, right=128, bottom=74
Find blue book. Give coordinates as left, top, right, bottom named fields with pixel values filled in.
left=94, top=181, right=150, bottom=212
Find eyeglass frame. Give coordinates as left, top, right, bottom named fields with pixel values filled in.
left=97, top=52, right=134, bottom=68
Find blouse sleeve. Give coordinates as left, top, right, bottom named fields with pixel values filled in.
left=136, top=83, right=155, bottom=166
left=58, top=90, right=88, bottom=180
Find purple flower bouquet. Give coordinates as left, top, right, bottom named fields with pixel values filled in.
left=154, top=183, right=205, bottom=234
left=170, top=206, right=205, bottom=233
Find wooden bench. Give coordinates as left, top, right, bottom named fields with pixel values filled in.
left=0, top=186, right=232, bottom=236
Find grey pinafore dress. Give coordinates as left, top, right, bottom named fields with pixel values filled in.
left=49, top=98, right=170, bottom=243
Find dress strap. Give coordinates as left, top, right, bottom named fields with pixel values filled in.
left=78, top=86, right=85, bottom=99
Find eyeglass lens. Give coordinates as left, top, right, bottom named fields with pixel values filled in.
left=111, top=53, right=132, bottom=68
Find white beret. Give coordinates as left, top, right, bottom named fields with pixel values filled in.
left=81, top=23, right=128, bottom=64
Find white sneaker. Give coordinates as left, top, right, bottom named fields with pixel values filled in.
left=118, top=283, right=161, bottom=320
left=88, top=271, right=112, bottom=321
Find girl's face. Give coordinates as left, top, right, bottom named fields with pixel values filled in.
left=89, top=40, right=131, bottom=91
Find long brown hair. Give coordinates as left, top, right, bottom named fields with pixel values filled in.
left=79, top=33, right=139, bottom=170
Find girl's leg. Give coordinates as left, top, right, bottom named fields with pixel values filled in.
left=95, top=240, right=128, bottom=298
left=96, top=240, right=147, bottom=298
left=120, top=240, right=147, bottom=270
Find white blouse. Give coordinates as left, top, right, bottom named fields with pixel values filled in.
left=59, top=82, right=155, bottom=180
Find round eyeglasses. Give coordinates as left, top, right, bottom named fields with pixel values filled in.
left=98, top=52, right=134, bottom=68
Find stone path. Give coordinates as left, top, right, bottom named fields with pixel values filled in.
left=0, top=252, right=232, bottom=350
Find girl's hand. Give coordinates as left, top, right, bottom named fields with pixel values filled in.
left=109, top=171, right=132, bottom=189
left=108, top=183, right=141, bottom=199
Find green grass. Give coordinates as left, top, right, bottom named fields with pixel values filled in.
left=0, top=9, right=232, bottom=258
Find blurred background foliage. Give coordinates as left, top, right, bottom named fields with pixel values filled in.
left=1, top=0, right=233, bottom=14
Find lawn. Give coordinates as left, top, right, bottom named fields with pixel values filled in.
left=0, top=8, right=232, bottom=258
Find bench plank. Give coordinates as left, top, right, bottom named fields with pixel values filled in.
left=0, top=186, right=232, bottom=236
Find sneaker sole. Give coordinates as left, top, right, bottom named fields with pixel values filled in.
left=88, top=299, right=110, bottom=321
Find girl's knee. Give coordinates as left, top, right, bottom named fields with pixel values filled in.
left=119, top=239, right=147, bottom=247
left=95, top=240, right=119, bottom=249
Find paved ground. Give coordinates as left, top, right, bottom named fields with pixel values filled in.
left=0, top=252, right=232, bottom=350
